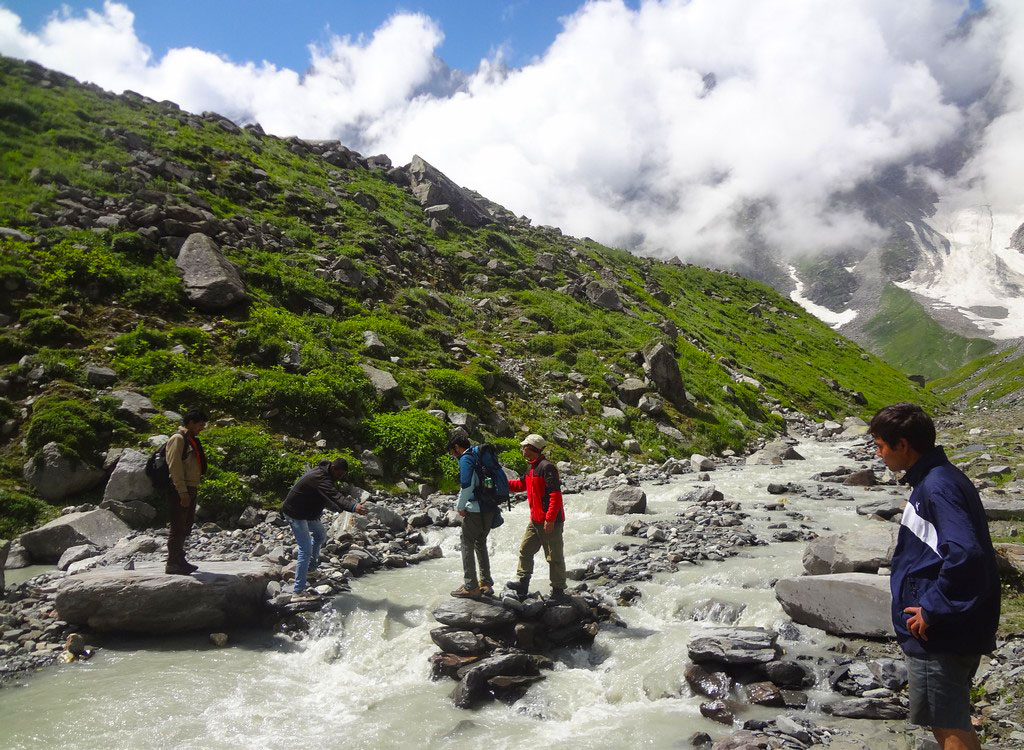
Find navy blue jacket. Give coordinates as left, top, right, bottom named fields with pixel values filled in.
left=890, top=446, right=1000, bottom=656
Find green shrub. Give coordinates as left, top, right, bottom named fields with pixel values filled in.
left=27, top=348, right=82, bottom=383
left=32, top=236, right=126, bottom=297
left=0, top=488, right=58, bottom=539
left=113, top=349, right=194, bottom=386
left=23, top=316, right=82, bottom=346
left=24, top=395, right=124, bottom=464
left=499, top=449, right=528, bottom=474
left=426, top=368, right=486, bottom=410
left=0, top=98, right=38, bottom=126
left=152, top=365, right=377, bottom=423
left=197, top=467, right=252, bottom=520
left=113, top=324, right=170, bottom=356
left=110, top=231, right=152, bottom=257
left=0, top=332, right=30, bottom=362
left=54, top=131, right=98, bottom=151
left=525, top=333, right=573, bottom=356
left=366, top=409, right=449, bottom=478
left=170, top=327, right=212, bottom=357
left=120, top=260, right=185, bottom=311
left=202, top=425, right=307, bottom=496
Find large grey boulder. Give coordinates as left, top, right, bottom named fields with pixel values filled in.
left=174, top=233, right=246, bottom=311
left=110, top=390, right=159, bottom=429
left=99, top=499, right=157, bottom=529
left=643, top=342, right=687, bottom=407
left=690, top=454, right=716, bottom=472
left=4, top=539, right=30, bottom=568
left=774, top=573, right=892, bottom=637
left=746, top=441, right=805, bottom=465
left=360, top=363, right=402, bottom=400
left=103, top=449, right=157, bottom=504
left=432, top=598, right=516, bottom=629
left=23, top=442, right=104, bottom=502
left=365, top=502, right=405, bottom=532
left=981, top=497, right=1024, bottom=521
left=407, top=155, right=493, bottom=227
left=585, top=281, right=623, bottom=312
left=617, top=378, right=647, bottom=406
left=57, top=544, right=102, bottom=571
left=802, top=525, right=899, bottom=575
left=687, top=627, right=780, bottom=666
left=606, top=485, right=647, bottom=515
left=19, top=509, right=130, bottom=563
left=0, top=539, right=8, bottom=590
left=55, top=561, right=280, bottom=633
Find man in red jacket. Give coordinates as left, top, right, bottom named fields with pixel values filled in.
left=506, top=434, right=567, bottom=600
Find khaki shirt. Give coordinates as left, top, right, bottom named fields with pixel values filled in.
left=166, top=427, right=202, bottom=495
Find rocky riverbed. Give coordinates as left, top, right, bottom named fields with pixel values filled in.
left=3, top=421, right=1024, bottom=749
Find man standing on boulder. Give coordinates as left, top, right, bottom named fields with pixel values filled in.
left=448, top=434, right=497, bottom=599
left=281, top=457, right=367, bottom=600
left=870, top=404, right=1000, bottom=750
left=507, top=434, right=567, bottom=601
left=164, top=409, right=208, bottom=575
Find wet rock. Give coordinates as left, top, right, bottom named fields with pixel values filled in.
left=430, top=627, right=487, bottom=655
left=606, top=485, right=647, bottom=515
left=802, top=525, right=898, bottom=575
left=684, top=663, right=732, bottom=698
left=679, top=486, right=724, bottom=504
left=209, top=632, right=229, bottom=647
left=744, top=682, right=784, bottom=707
left=825, top=697, right=907, bottom=720
left=867, top=658, right=908, bottom=691
left=174, top=233, right=247, bottom=311
left=688, top=627, right=780, bottom=666
left=747, top=442, right=804, bottom=465
left=699, top=699, right=735, bottom=725
left=432, top=599, right=516, bottom=630
left=56, top=561, right=280, bottom=633
left=843, top=469, right=876, bottom=487
left=689, top=598, right=746, bottom=626
left=774, top=573, right=892, bottom=637
left=19, top=509, right=130, bottom=563
left=23, top=442, right=105, bottom=502
left=763, top=660, right=813, bottom=689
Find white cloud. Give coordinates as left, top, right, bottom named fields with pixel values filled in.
left=1, top=0, right=1020, bottom=262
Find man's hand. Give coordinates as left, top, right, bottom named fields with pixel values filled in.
left=458, top=509, right=467, bottom=518
left=179, top=493, right=191, bottom=508
left=353, top=503, right=368, bottom=515
left=543, top=520, right=554, bottom=534
left=904, top=606, right=929, bottom=641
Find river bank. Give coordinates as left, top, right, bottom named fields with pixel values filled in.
left=1, top=429, right=1023, bottom=749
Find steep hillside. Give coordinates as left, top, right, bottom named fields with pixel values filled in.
left=930, top=343, right=1024, bottom=409
left=0, top=56, right=936, bottom=536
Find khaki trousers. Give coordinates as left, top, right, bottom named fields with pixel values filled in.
left=516, top=521, right=566, bottom=590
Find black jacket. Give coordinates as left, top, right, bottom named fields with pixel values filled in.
left=281, top=461, right=357, bottom=521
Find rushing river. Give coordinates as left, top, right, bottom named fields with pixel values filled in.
left=0, top=440, right=901, bottom=750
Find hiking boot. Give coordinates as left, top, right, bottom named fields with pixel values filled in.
left=478, top=581, right=494, bottom=596
left=548, top=588, right=570, bottom=603
left=506, top=578, right=530, bottom=598
left=164, top=563, right=193, bottom=576
left=181, top=560, right=199, bottom=573
left=291, top=591, right=319, bottom=602
left=450, top=584, right=482, bottom=599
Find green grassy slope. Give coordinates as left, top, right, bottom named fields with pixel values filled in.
left=0, top=56, right=937, bottom=536
left=862, top=284, right=995, bottom=381
left=930, top=344, right=1024, bottom=408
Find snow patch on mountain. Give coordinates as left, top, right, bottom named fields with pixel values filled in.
left=895, top=204, right=1024, bottom=340
left=787, top=266, right=858, bottom=328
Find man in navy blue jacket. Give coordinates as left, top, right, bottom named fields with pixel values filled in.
left=869, top=404, right=1000, bottom=750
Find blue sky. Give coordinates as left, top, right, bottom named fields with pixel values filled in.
left=3, top=0, right=617, bottom=72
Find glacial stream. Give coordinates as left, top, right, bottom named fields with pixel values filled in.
left=0, top=440, right=901, bottom=750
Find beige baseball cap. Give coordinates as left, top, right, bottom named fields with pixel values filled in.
left=520, top=433, right=547, bottom=450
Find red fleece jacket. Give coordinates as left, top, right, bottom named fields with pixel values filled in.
left=508, top=455, right=564, bottom=523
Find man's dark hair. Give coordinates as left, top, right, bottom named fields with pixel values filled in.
left=182, top=409, right=208, bottom=425
left=448, top=434, right=471, bottom=450
left=329, top=457, right=348, bottom=474
left=868, top=403, right=936, bottom=453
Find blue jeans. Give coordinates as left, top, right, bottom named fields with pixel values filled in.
left=285, top=515, right=327, bottom=593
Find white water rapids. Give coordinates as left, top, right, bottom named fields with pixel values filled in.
left=0, top=440, right=903, bottom=750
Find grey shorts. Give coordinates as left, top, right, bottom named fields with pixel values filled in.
left=906, top=652, right=981, bottom=731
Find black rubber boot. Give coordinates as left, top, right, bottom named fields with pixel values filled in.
left=506, top=577, right=531, bottom=598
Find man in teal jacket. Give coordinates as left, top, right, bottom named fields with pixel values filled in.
left=449, top=434, right=495, bottom=598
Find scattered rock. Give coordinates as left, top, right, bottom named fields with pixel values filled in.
left=606, top=485, right=647, bottom=515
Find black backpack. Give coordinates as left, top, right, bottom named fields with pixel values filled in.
left=470, top=443, right=511, bottom=512
left=145, top=442, right=171, bottom=487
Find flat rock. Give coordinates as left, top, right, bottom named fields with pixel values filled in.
left=57, top=544, right=102, bottom=571
left=774, top=573, right=892, bottom=637
left=826, top=697, right=907, bottom=720
left=981, top=497, right=1024, bottom=521
left=856, top=497, right=905, bottom=520
left=56, top=561, right=280, bottom=633
left=802, top=525, right=898, bottom=575
left=606, top=485, right=647, bottom=515
left=19, top=509, right=130, bottom=563
left=432, top=598, right=516, bottom=629
left=174, top=233, right=246, bottom=311
left=360, top=364, right=402, bottom=400
left=687, top=626, right=780, bottom=666
left=430, top=627, right=487, bottom=655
